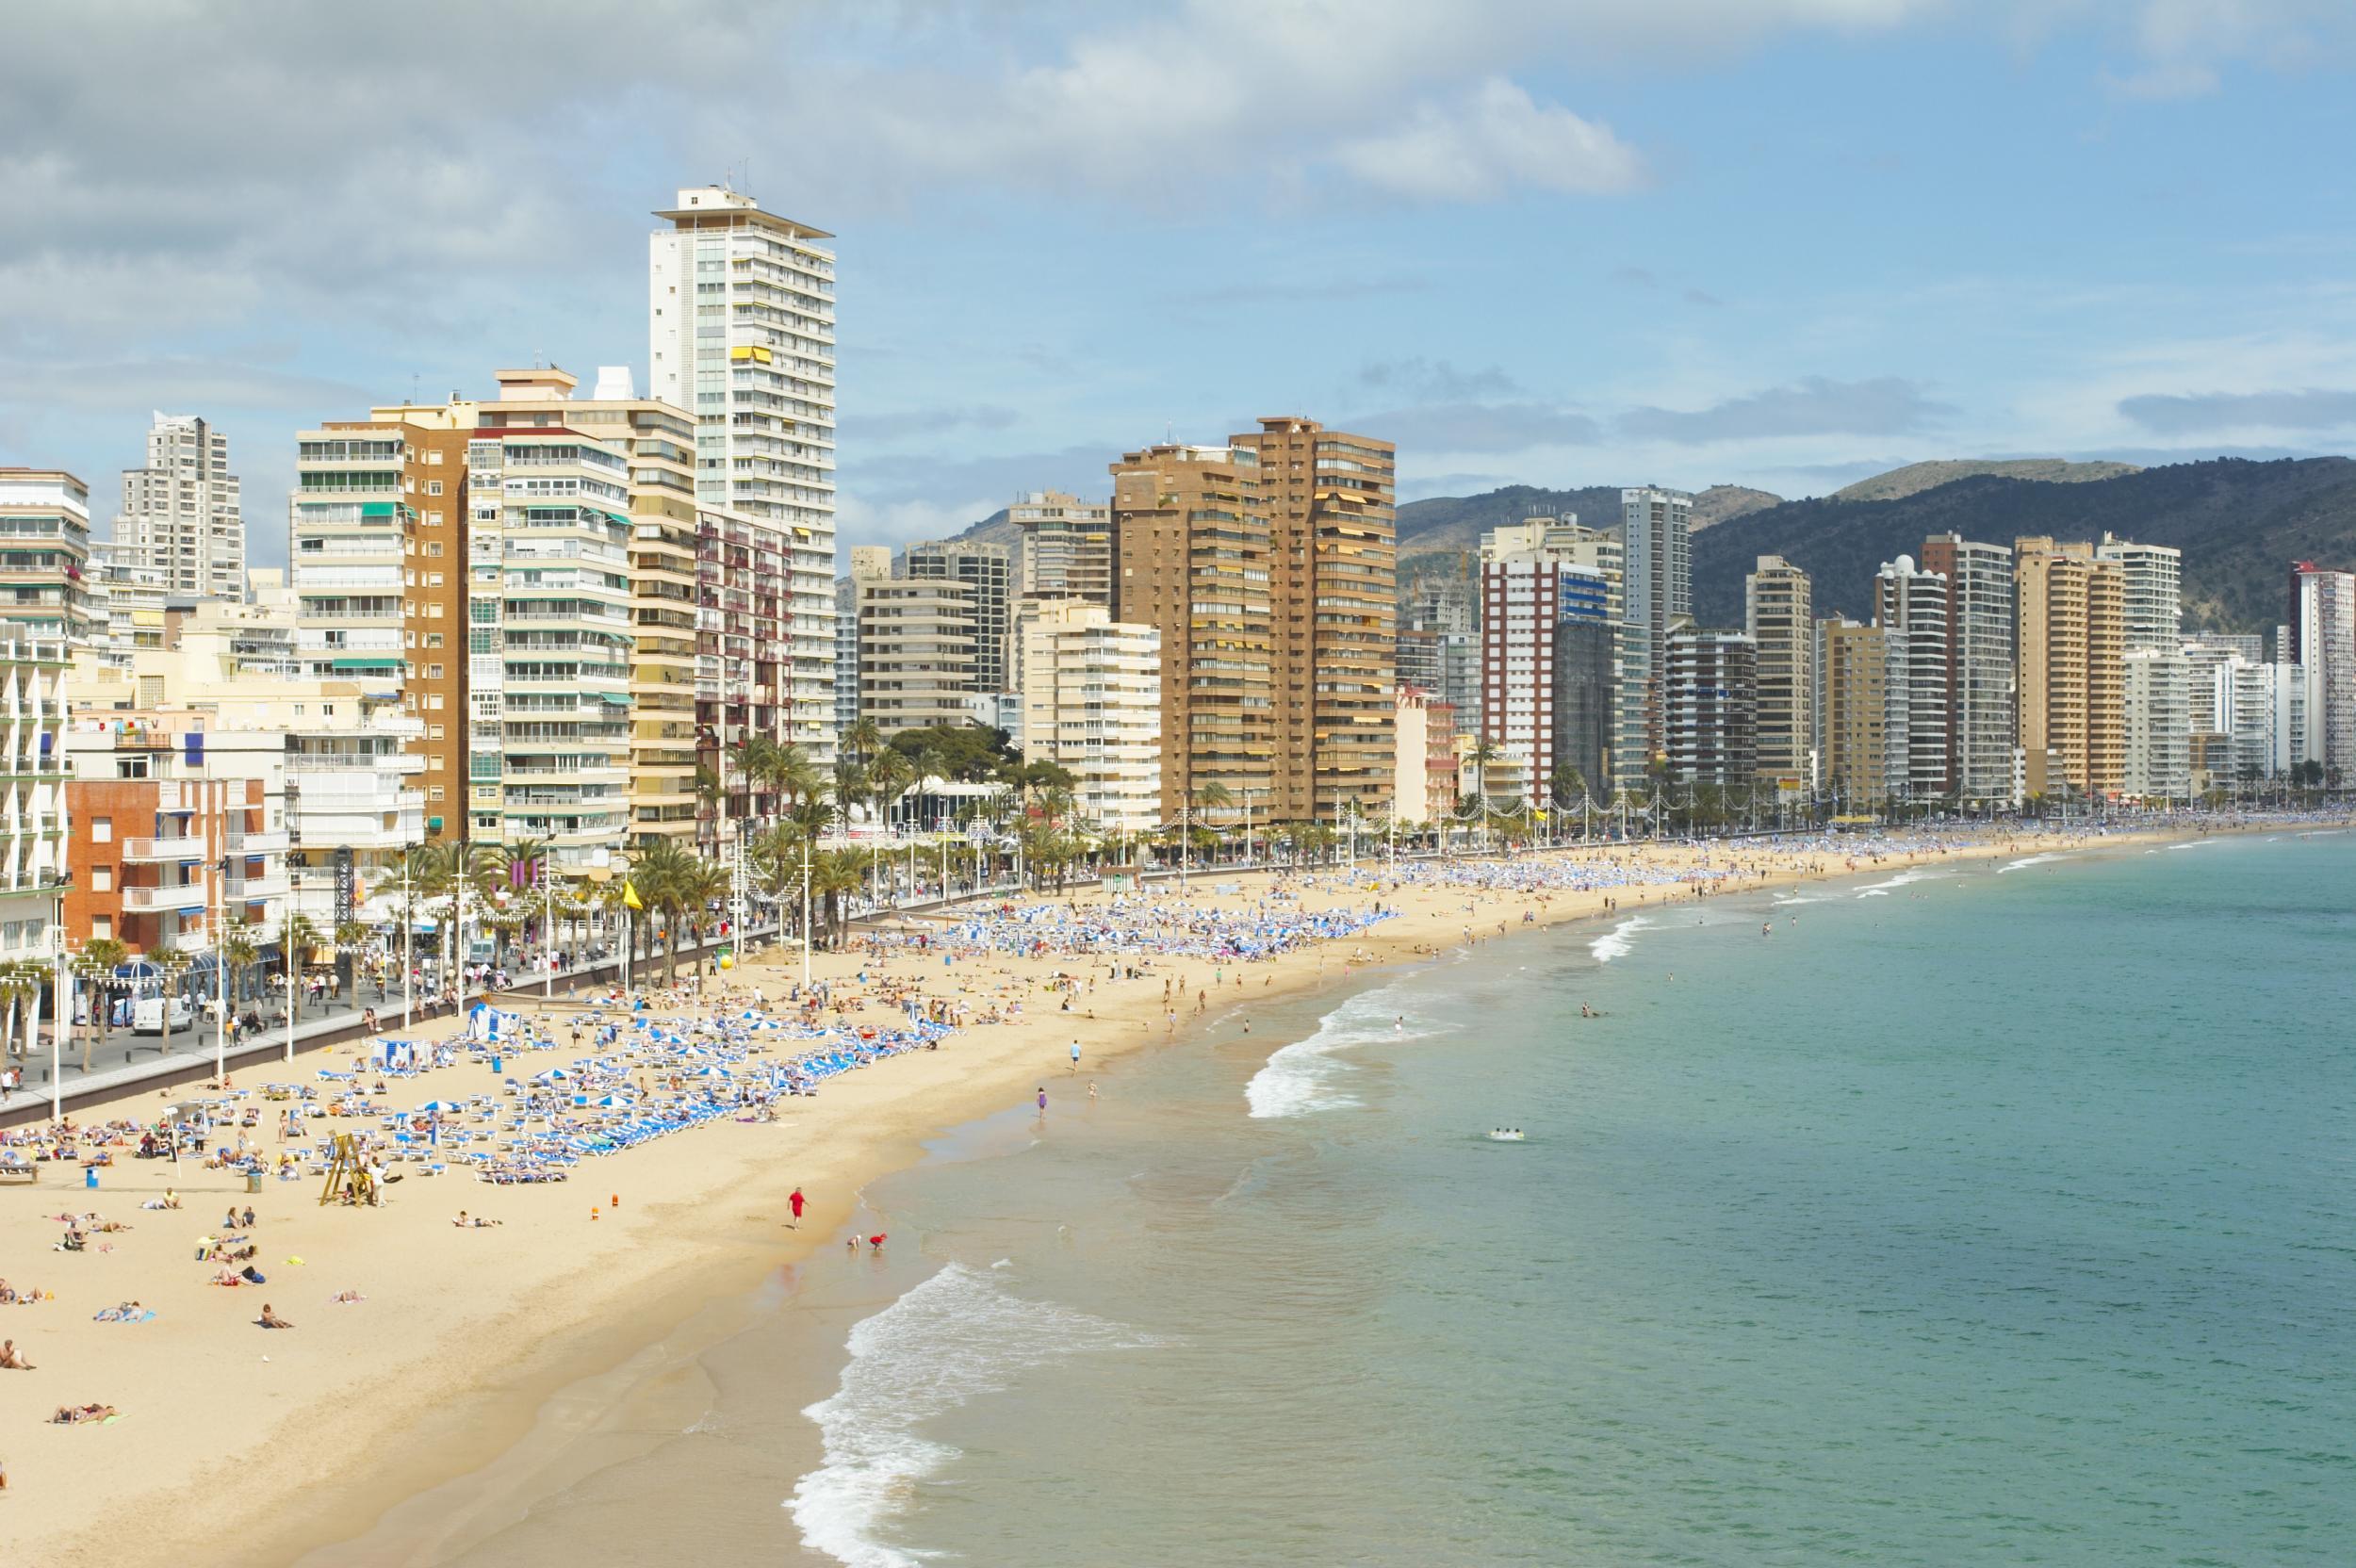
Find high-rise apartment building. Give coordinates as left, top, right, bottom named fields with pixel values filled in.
left=1874, top=555, right=1950, bottom=802
left=1015, top=598, right=1161, bottom=831
left=1011, top=491, right=1112, bottom=604
left=2217, top=656, right=2306, bottom=781
left=856, top=571, right=978, bottom=737
left=1663, top=625, right=1757, bottom=788
left=291, top=411, right=466, bottom=836
left=2095, top=533, right=2183, bottom=653
left=461, top=415, right=636, bottom=866
left=0, top=638, right=70, bottom=972
left=1398, top=566, right=1481, bottom=737
left=1918, top=532, right=2015, bottom=803
left=2016, top=537, right=2125, bottom=797
left=465, top=368, right=703, bottom=849
left=2121, top=648, right=2192, bottom=798
left=118, top=412, right=245, bottom=600
left=1479, top=518, right=1616, bottom=804
left=0, top=469, right=101, bottom=645
left=908, top=539, right=1015, bottom=696
left=1743, top=555, right=1811, bottom=788
left=2288, top=563, right=2356, bottom=776
left=1814, top=618, right=1886, bottom=804
left=1235, top=417, right=1396, bottom=823
left=1109, top=442, right=1271, bottom=819
left=1619, top=486, right=1693, bottom=770
left=648, top=186, right=837, bottom=761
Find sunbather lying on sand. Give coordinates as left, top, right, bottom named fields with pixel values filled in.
left=256, top=1303, right=294, bottom=1330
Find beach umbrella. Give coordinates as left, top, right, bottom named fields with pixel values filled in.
left=417, top=1100, right=465, bottom=1113
left=532, top=1068, right=571, bottom=1083
left=592, top=1094, right=631, bottom=1108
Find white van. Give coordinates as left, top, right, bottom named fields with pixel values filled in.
left=134, top=994, right=197, bottom=1036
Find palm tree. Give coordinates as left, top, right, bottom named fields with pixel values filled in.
left=811, top=847, right=868, bottom=947
left=843, top=716, right=884, bottom=770
left=276, top=912, right=319, bottom=1023
left=772, top=742, right=824, bottom=817
left=733, top=733, right=782, bottom=825
left=626, top=838, right=702, bottom=982
left=868, top=748, right=916, bottom=833
left=220, top=918, right=260, bottom=1020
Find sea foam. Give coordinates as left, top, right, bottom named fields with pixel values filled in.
left=1856, top=869, right=1934, bottom=897
left=1588, top=915, right=1649, bottom=962
left=789, top=1262, right=1166, bottom=1566
left=1997, top=853, right=2067, bottom=874
left=1244, top=989, right=1420, bottom=1119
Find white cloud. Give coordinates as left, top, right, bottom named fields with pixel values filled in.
left=1332, top=80, right=1644, bottom=202
left=835, top=493, right=1005, bottom=552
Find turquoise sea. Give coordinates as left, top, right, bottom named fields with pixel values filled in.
left=781, top=831, right=2355, bottom=1566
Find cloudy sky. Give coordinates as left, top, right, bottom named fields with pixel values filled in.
left=7, top=0, right=2356, bottom=565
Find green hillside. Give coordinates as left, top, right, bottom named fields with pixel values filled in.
left=1692, top=457, right=2356, bottom=632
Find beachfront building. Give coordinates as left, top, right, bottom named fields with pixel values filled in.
left=1619, top=486, right=1693, bottom=774
left=2217, top=657, right=2306, bottom=781
left=856, top=568, right=979, bottom=738
left=0, top=641, right=70, bottom=993
left=466, top=368, right=705, bottom=850
left=0, top=468, right=102, bottom=646
left=908, top=538, right=1015, bottom=700
left=2095, top=533, right=2184, bottom=653
left=116, top=411, right=245, bottom=601
left=1744, top=555, right=1811, bottom=791
left=1874, top=555, right=1950, bottom=805
left=63, top=719, right=289, bottom=954
left=648, top=185, right=837, bottom=765
left=1480, top=520, right=1613, bottom=805
left=2016, top=537, right=2125, bottom=798
left=1235, top=417, right=1397, bottom=824
left=1663, top=624, right=1756, bottom=789
left=2121, top=648, right=2192, bottom=799
left=1109, top=441, right=1272, bottom=820
left=1011, top=490, right=1112, bottom=604
left=1813, top=617, right=1887, bottom=806
left=2288, top=563, right=2356, bottom=778
left=460, top=416, right=637, bottom=869
left=1918, top=532, right=2016, bottom=804
left=1014, top=598, right=1161, bottom=832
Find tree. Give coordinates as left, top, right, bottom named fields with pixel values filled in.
left=868, top=749, right=917, bottom=831
left=219, top=918, right=260, bottom=1019
left=277, top=912, right=319, bottom=1020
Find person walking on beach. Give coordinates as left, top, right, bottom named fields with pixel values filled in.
left=789, top=1187, right=806, bottom=1229
left=1037, top=1086, right=1048, bottom=1116
left=1070, top=1039, right=1082, bottom=1074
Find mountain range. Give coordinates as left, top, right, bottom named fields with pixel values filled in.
left=941, top=455, right=2356, bottom=640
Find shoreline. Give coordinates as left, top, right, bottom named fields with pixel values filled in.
left=0, top=821, right=2299, bottom=1565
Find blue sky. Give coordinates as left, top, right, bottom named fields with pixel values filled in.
left=6, top=1, right=2356, bottom=566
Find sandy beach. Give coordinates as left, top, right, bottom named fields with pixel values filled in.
left=0, top=825, right=2202, bottom=1563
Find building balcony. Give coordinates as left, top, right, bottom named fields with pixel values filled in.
left=229, top=830, right=291, bottom=855
left=122, top=881, right=207, bottom=912
left=224, top=874, right=289, bottom=903
left=120, top=834, right=206, bottom=861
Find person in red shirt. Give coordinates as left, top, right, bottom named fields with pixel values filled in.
left=789, top=1187, right=806, bottom=1228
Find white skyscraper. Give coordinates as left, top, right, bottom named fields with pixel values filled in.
left=1618, top=486, right=1692, bottom=776
left=1873, top=554, right=1949, bottom=803
left=2121, top=648, right=2191, bottom=799
left=118, top=412, right=246, bottom=599
left=2094, top=533, right=2182, bottom=653
left=649, top=185, right=839, bottom=762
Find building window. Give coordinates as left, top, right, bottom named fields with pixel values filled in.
left=90, top=816, right=111, bottom=843
left=429, top=786, right=446, bottom=802
left=91, top=866, right=114, bottom=892
left=427, top=694, right=444, bottom=710
left=429, top=725, right=445, bottom=741
left=428, top=481, right=444, bottom=496
left=427, top=664, right=445, bottom=679
left=92, top=916, right=112, bottom=939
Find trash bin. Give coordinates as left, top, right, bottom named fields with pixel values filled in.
left=246, top=1168, right=263, bottom=1195
left=490, top=1054, right=502, bottom=1075
left=84, top=1166, right=98, bottom=1189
